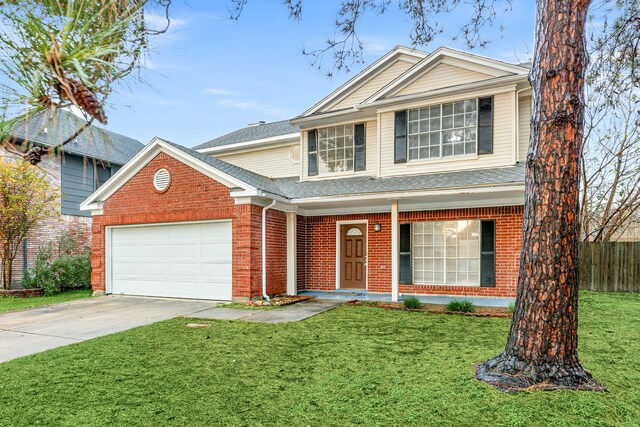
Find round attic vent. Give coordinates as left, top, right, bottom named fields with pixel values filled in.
left=153, top=168, right=171, bottom=192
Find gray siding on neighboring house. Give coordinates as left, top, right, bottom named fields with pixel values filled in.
left=61, top=154, right=115, bottom=217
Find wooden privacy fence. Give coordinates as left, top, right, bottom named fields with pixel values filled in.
left=579, top=242, right=640, bottom=292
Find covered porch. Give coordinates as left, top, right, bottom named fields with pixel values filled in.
left=279, top=183, right=524, bottom=302
left=298, top=289, right=514, bottom=307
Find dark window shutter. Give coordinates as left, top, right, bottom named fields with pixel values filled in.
left=394, top=111, right=407, bottom=163
left=399, top=223, right=411, bottom=284
left=480, top=220, right=496, bottom=287
left=308, top=129, right=318, bottom=176
left=477, top=97, right=493, bottom=155
left=354, top=123, right=366, bottom=171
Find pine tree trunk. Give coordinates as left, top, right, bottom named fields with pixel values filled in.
left=476, top=0, right=606, bottom=392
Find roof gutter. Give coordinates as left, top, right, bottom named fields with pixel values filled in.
left=288, top=182, right=525, bottom=205
left=196, top=133, right=300, bottom=154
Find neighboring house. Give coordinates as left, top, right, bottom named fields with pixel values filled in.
left=82, top=46, right=532, bottom=302
left=1, top=109, right=143, bottom=284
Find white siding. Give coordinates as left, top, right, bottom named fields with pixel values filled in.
left=379, top=92, right=516, bottom=177
left=214, top=144, right=299, bottom=178
left=327, top=59, right=414, bottom=112
left=518, top=95, right=532, bottom=161
left=395, top=63, right=494, bottom=97
left=301, top=120, right=378, bottom=180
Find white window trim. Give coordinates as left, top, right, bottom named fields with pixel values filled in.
left=411, top=220, right=482, bottom=287
left=406, top=98, right=479, bottom=162
left=335, top=220, right=368, bottom=290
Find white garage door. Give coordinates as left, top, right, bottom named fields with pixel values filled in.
left=110, top=221, right=232, bottom=300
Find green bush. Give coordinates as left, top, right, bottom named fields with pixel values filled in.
left=403, top=296, right=422, bottom=310
left=446, top=299, right=476, bottom=313
left=22, top=251, right=91, bottom=295
left=507, top=302, right=515, bottom=313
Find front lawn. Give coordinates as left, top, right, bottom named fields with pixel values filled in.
left=1, top=291, right=639, bottom=426
left=0, top=289, right=92, bottom=314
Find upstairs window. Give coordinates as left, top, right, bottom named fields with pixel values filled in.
left=407, top=98, right=478, bottom=161
left=317, top=125, right=354, bottom=174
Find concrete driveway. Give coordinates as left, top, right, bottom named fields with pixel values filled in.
left=0, top=296, right=218, bottom=363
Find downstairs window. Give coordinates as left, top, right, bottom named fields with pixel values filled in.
left=412, top=220, right=481, bottom=286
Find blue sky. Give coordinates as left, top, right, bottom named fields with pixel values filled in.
left=105, top=1, right=535, bottom=147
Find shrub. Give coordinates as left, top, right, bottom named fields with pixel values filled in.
left=507, top=302, right=516, bottom=313
left=22, top=250, right=91, bottom=295
left=403, top=296, right=422, bottom=310
left=446, top=299, right=476, bottom=313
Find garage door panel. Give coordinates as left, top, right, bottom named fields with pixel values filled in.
left=110, top=221, right=232, bottom=300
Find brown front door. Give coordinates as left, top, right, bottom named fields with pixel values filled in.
left=340, top=224, right=367, bottom=289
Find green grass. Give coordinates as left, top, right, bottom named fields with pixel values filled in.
left=0, top=289, right=92, bottom=314
left=1, top=291, right=639, bottom=426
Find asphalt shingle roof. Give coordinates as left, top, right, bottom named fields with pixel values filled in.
left=9, top=109, right=144, bottom=165
left=193, top=120, right=299, bottom=151
left=161, top=140, right=284, bottom=196
left=273, top=164, right=526, bottom=199
left=162, top=139, right=525, bottom=199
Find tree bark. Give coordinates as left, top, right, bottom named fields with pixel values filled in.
left=476, top=0, right=606, bottom=392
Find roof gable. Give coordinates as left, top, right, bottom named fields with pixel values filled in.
left=322, top=57, right=416, bottom=112
left=365, top=47, right=530, bottom=103
left=81, top=137, right=285, bottom=211
left=299, top=46, right=426, bottom=117
left=392, top=62, right=495, bottom=97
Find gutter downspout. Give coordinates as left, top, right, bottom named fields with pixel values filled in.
left=262, top=199, right=277, bottom=302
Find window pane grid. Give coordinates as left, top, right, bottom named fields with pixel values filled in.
left=317, top=124, right=355, bottom=174
left=412, top=220, right=480, bottom=286
left=407, top=98, right=477, bottom=161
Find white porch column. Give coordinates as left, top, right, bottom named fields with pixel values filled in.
left=391, top=200, right=399, bottom=302
left=286, top=211, right=297, bottom=295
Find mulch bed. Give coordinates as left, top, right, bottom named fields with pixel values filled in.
left=247, top=295, right=314, bottom=307
left=345, top=299, right=512, bottom=318
left=0, top=288, right=45, bottom=298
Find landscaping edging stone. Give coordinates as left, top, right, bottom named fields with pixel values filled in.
left=0, top=288, right=45, bottom=298
left=247, top=295, right=314, bottom=307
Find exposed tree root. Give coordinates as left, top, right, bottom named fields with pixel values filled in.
left=475, top=352, right=608, bottom=393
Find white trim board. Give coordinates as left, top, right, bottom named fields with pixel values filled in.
left=80, top=137, right=258, bottom=213
left=196, top=133, right=300, bottom=155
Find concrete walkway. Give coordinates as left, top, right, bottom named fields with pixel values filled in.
left=0, top=296, right=218, bottom=363
left=299, top=290, right=515, bottom=307
left=189, top=299, right=343, bottom=323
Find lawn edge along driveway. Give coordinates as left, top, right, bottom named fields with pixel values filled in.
left=0, top=296, right=218, bottom=363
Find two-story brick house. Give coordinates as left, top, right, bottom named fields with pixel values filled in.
left=82, top=46, right=532, bottom=302
left=2, top=109, right=143, bottom=284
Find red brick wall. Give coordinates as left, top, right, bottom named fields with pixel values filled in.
left=299, top=206, right=523, bottom=298
left=266, top=209, right=287, bottom=295
left=302, top=213, right=392, bottom=292
left=91, top=151, right=283, bottom=299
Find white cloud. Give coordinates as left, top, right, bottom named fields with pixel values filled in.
left=218, top=99, right=290, bottom=118
left=360, top=36, right=394, bottom=56
left=204, top=88, right=235, bottom=96
left=145, top=12, right=187, bottom=31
